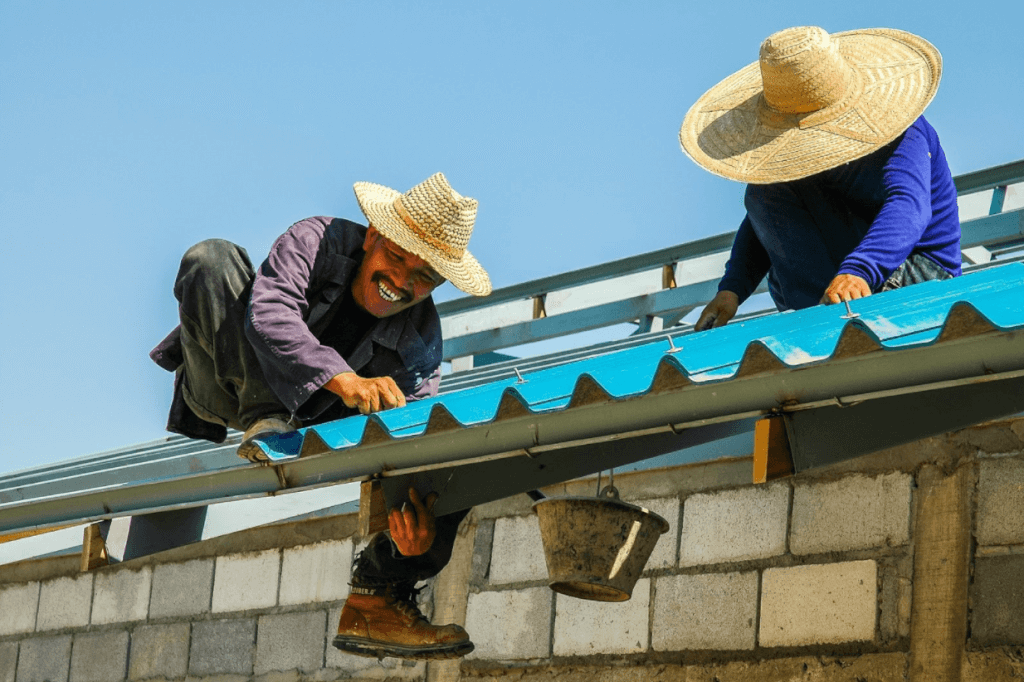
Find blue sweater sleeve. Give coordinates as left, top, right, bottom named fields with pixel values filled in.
left=837, top=123, right=934, bottom=288
left=718, top=214, right=771, bottom=303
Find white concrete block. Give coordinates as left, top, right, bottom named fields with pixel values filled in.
left=91, top=568, right=151, bottom=624
left=633, top=497, right=679, bottom=570
left=977, top=459, right=1024, bottom=546
left=37, top=574, right=93, bottom=631
left=553, top=579, right=650, bottom=656
left=790, top=473, right=912, bottom=555
left=760, top=560, right=877, bottom=647
left=0, top=582, right=39, bottom=635
left=488, top=515, right=548, bottom=585
left=652, top=572, right=758, bottom=651
left=465, top=588, right=552, bottom=660
left=279, top=540, right=352, bottom=606
left=680, top=484, right=789, bottom=567
left=212, top=550, right=281, bottom=613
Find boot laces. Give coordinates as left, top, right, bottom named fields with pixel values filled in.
left=385, top=584, right=427, bottom=624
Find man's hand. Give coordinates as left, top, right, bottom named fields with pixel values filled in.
left=695, top=291, right=740, bottom=331
left=325, top=372, right=406, bottom=415
left=820, top=274, right=871, bottom=305
left=388, top=487, right=439, bottom=556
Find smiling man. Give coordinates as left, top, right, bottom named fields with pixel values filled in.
left=152, top=172, right=490, bottom=461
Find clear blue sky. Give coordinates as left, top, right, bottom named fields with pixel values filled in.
left=2, top=0, right=1022, bottom=473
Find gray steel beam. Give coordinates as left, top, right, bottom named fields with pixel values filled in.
left=786, top=375, right=1024, bottom=471
left=954, top=159, right=1024, bottom=194
left=961, top=209, right=1024, bottom=249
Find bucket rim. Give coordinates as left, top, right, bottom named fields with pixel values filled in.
left=531, top=495, right=670, bottom=534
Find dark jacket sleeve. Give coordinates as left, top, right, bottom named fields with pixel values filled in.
left=718, top=214, right=771, bottom=304
left=837, top=120, right=935, bottom=288
left=244, top=218, right=355, bottom=413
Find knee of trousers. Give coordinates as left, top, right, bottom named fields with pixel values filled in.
left=175, top=239, right=253, bottom=302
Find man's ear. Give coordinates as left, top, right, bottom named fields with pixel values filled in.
left=363, top=224, right=381, bottom=251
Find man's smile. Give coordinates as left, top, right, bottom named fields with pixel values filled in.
left=376, top=279, right=408, bottom=304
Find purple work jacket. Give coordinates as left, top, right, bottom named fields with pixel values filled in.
left=152, top=217, right=443, bottom=433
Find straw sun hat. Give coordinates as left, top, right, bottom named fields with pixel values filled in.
left=680, top=26, right=941, bottom=184
left=354, top=172, right=492, bottom=297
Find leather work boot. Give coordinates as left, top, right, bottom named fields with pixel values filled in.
left=333, top=585, right=474, bottom=660
left=237, top=415, right=299, bottom=462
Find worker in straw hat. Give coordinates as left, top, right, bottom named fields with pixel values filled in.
left=151, top=173, right=489, bottom=658
left=681, top=26, right=962, bottom=331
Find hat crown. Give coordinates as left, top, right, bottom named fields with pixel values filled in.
left=759, top=26, right=857, bottom=115
left=395, top=172, right=477, bottom=259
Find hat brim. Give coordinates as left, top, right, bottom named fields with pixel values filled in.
left=680, top=28, right=942, bottom=184
left=354, top=181, right=492, bottom=297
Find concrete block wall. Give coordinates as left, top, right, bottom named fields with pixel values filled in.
left=2, top=416, right=1024, bottom=682
left=464, top=473, right=912, bottom=664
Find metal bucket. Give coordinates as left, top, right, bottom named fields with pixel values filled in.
left=532, top=488, right=670, bottom=602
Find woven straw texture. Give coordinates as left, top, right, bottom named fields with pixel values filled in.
left=680, top=26, right=941, bottom=184
left=354, top=173, right=492, bottom=296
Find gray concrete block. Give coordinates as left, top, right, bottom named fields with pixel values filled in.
left=0, top=642, right=17, bottom=682
left=633, top=497, right=680, bottom=570
left=977, top=458, right=1024, bottom=546
left=680, top=484, right=789, bottom=567
left=16, top=634, right=72, bottom=682
left=91, top=568, right=151, bottom=624
left=760, top=560, right=877, bottom=647
left=971, top=554, right=1024, bottom=646
left=790, top=472, right=912, bottom=556
left=69, top=630, right=129, bottom=682
left=254, top=611, right=327, bottom=674
left=129, top=623, right=190, bottom=681
left=149, top=559, right=213, bottom=619
left=278, top=540, right=351, bottom=606
left=211, top=550, right=280, bottom=613
left=37, top=574, right=93, bottom=631
left=0, top=582, right=39, bottom=635
left=553, top=579, right=650, bottom=656
left=488, top=515, right=548, bottom=585
left=465, top=587, right=552, bottom=660
left=189, top=618, right=256, bottom=676
left=652, top=572, right=758, bottom=651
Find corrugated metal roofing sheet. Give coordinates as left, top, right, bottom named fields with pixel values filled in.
left=257, top=262, right=1024, bottom=462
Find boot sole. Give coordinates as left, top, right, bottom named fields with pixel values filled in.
left=332, top=635, right=474, bottom=660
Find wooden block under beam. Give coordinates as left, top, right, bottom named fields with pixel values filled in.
left=81, top=523, right=108, bottom=572
left=359, top=480, right=389, bottom=537
left=753, top=415, right=795, bottom=484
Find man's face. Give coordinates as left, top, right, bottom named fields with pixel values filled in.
left=351, top=226, right=446, bottom=317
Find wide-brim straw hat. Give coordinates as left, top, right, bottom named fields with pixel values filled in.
left=679, top=26, right=942, bottom=184
left=354, top=172, right=492, bottom=297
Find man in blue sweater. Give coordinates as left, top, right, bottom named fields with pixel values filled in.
left=680, top=26, right=961, bottom=330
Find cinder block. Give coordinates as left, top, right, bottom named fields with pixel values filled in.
left=0, top=642, right=17, bottom=682
left=977, top=459, right=1024, bottom=546
left=69, top=630, right=129, bottom=682
left=211, top=549, right=280, bottom=613
left=0, top=582, right=39, bottom=635
left=760, top=560, right=877, bottom=647
left=189, top=618, right=255, bottom=676
left=634, top=497, right=680, bottom=570
left=465, top=587, right=552, bottom=660
left=16, top=634, right=72, bottom=682
left=790, top=473, right=912, bottom=555
left=488, top=515, right=548, bottom=585
left=91, top=567, right=151, bottom=624
left=652, top=572, right=757, bottom=651
left=129, top=623, right=190, bottom=681
left=149, top=559, right=213, bottom=618
left=37, top=574, right=93, bottom=631
left=278, top=540, right=352, bottom=606
left=680, top=484, right=789, bottom=567
left=254, top=611, right=327, bottom=674
left=553, top=579, right=650, bottom=656
left=971, top=554, right=1024, bottom=646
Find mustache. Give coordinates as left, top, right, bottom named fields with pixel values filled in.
left=371, top=274, right=413, bottom=303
